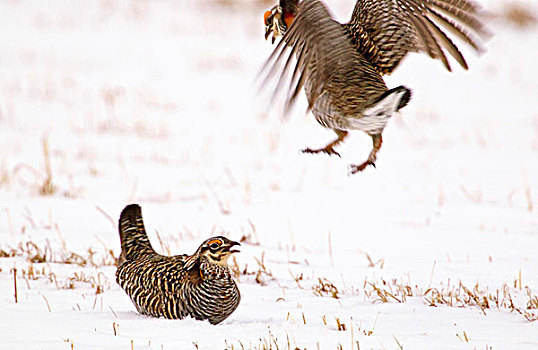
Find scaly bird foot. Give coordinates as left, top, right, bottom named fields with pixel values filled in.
left=348, top=160, right=376, bottom=175
left=302, top=146, right=341, bottom=158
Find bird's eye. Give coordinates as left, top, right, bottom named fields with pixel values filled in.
left=209, top=243, right=220, bottom=250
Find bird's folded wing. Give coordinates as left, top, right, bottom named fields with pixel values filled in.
left=346, top=0, right=488, bottom=73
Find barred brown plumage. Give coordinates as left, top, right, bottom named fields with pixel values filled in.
left=261, top=0, right=487, bottom=174
left=115, top=204, right=241, bottom=324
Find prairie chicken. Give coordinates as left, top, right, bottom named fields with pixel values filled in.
left=116, top=204, right=241, bottom=325
left=261, top=0, right=486, bottom=174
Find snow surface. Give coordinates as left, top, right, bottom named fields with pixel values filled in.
left=1, top=0, right=538, bottom=349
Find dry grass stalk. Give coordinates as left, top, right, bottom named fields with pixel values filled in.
left=361, top=277, right=538, bottom=322
left=239, top=219, right=261, bottom=246
left=0, top=240, right=117, bottom=267
left=335, top=317, right=346, bottom=331
left=349, top=317, right=354, bottom=349
left=312, top=278, right=339, bottom=299
left=109, top=306, right=118, bottom=318
left=12, top=267, right=18, bottom=303
left=95, top=205, right=116, bottom=230
left=393, top=336, right=404, bottom=350
left=0, top=163, right=10, bottom=189
left=17, top=261, right=110, bottom=293
left=225, top=328, right=305, bottom=350
left=361, top=251, right=384, bottom=269
left=460, top=185, right=483, bottom=203
left=39, top=134, right=55, bottom=196
left=527, top=289, right=538, bottom=310
left=203, top=177, right=231, bottom=215
left=289, top=270, right=304, bottom=289
left=234, top=251, right=274, bottom=285
left=428, top=261, right=436, bottom=287
left=252, top=252, right=273, bottom=285
left=430, top=282, right=537, bottom=321
left=42, top=295, right=52, bottom=312
left=456, top=330, right=470, bottom=342
left=358, top=313, right=379, bottom=336
left=155, top=230, right=171, bottom=256
left=365, top=280, right=406, bottom=303
left=516, top=269, right=522, bottom=290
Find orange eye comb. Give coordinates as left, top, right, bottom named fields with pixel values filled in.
left=207, top=239, right=222, bottom=246
left=264, top=10, right=272, bottom=25
left=283, top=12, right=295, bottom=28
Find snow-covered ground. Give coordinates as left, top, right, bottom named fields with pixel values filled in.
left=1, top=0, right=537, bottom=349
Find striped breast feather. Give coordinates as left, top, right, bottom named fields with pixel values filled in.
left=346, top=0, right=489, bottom=73
left=118, top=256, right=188, bottom=298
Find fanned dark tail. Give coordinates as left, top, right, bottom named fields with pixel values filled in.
left=118, top=204, right=157, bottom=266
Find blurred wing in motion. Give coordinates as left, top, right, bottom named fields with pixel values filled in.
left=259, top=0, right=386, bottom=115
left=345, top=0, right=488, bottom=74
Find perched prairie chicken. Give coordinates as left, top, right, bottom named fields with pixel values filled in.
left=116, top=204, right=241, bottom=325
left=261, top=0, right=487, bottom=174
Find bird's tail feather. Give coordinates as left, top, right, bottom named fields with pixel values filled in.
left=347, top=86, right=412, bottom=134
left=118, top=204, right=157, bottom=265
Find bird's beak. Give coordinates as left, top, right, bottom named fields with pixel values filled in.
left=225, top=241, right=241, bottom=254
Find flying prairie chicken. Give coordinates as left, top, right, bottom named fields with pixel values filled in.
left=261, top=0, right=487, bottom=174
left=116, top=204, right=241, bottom=324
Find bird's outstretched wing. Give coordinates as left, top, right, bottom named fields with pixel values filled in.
left=260, top=0, right=386, bottom=114
left=345, top=0, right=488, bottom=74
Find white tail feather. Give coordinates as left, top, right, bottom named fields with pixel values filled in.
left=348, top=87, right=411, bottom=135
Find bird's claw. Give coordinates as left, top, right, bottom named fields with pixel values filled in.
left=264, top=25, right=277, bottom=44
left=302, top=147, right=341, bottom=158
left=348, top=160, right=376, bottom=175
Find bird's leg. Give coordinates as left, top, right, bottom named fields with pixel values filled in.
left=349, top=134, right=382, bottom=174
left=302, top=130, right=348, bottom=158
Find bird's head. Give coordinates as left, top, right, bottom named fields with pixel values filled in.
left=264, top=0, right=299, bottom=44
left=197, top=236, right=241, bottom=267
